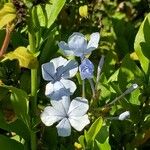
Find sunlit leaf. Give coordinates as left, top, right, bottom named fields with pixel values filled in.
left=85, top=117, right=103, bottom=144
left=4, top=47, right=38, bottom=69
left=130, top=52, right=139, bottom=60
left=102, top=52, right=118, bottom=81
left=118, top=54, right=143, bottom=90
left=0, top=3, right=16, bottom=29
left=33, top=0, right=66, bottom=28
left=79, top=5, right=88, bottom=18
left=95, top=138, right=111, bottom=150
left=134, top=13, right=150, bottom=74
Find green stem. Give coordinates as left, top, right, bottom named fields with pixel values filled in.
left=88, top=79, right=96, bottom=98
left=82, top=80, right=85, bottom=98
left=28, top=32, right=37, bottom=150
left=30, top=131, right=37, bottom=150
left=31, top=69, right=38, bottom=114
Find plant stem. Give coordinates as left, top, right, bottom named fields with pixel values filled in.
left=82, top=79, right=85, bottom=98
left=89, top=78, right=96, bottom=98
left=31, top=69, right=38, bottom=114
left=28, top=32, right=37, bottom=150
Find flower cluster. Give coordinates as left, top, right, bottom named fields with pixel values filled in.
left=41, top=32, right=139, bottom=137
left=59, top=32, right=100, bottom=80
left=59, top=32, right=104, bottom=98
left=41, top=56, right=90, bottom=136
left=41, top=32, right=101, bottom=137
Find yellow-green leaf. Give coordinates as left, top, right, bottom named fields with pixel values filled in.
left=32, top=0, right=66, bottom=28
left=0, top=3, right=16, bottom=29
left=134, top=13, right=150, bottom=74
left=85, top=117, right=103, bottom=144
left=79, top=5, right=88, bottom=18
left=4, top=47, right=38, bottom=69
left=130, top=52, right=139, bottom=61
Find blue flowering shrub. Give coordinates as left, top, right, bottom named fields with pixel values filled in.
left=0, top=0, right=150, bottom=150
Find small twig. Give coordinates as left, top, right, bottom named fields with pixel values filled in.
left=0, top=24, right=15, bottom=58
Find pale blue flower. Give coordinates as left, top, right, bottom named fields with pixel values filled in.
left=118, top=111, right=130, bottom=120
left=79, top=58, right=94, bottom=80
left=42, top=56, right=78, bottom=100
left=41, top=96, right=90, bottom=137
left=58, top=32, right=100, bottom=58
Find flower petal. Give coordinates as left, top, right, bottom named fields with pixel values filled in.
left=50, top=56, right=68, bottom=73
left=68, top=32, right=87, bottom=57
left=68, top=97, right=89, bottom=117
left=41, top=106, right=64, bottom=126
left=41, top=61, right=56, bottom=81
left=45, top=82, right=54, bottom=97
left=58, top=41, right=74, bottom=56
left=87, top=32, right=100, bottom=53
left=58, top=60, right=78, bottom=79
left=69, top=114, right=90, bottom=131
left=56, top=118, right=71, bottom=137
left=45, top=80, right=76, bottom=100
left=51, top=96, right=70, bottom=115
left=45, top=81, right=69, bottom=100
left=60, top=79, right=76, bottom=94
left=42, top=57, right=68, bottom=81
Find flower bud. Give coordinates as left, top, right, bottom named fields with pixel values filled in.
left=123, top=84, right=138, bottom=95
left=118, top=111, right=130, bottom=120
left=79, top=58, right=94, bottom=80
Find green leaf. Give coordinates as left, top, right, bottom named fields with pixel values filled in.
left=128, top=88, right=140, bottom=105
left=42, top=127, right=57, bottom=150
left=0, top=3, right=16, bottom=29
left=102, top=52, right=118, bottom=81
left=94, top=126, right=111, bottom=150
left=1, top=85, right=30, bottom=128
left=78, top=135, right=85, bottom=149
left=0, top=59, right=20, bottom=85
left=0, top=134, right=24, bottom=150
left=0, top=111, right=30, bottom=141
left=85, top=117, right=103, bottom=144
left=95, top=138, right=111, bottom=150
left=112, top=18, right=136, bottom=57
left=33, top=0, right=66, bottom=28
left=4, top=47, right=38, bottom=69
left=39, top=28, right=59, bottom=64
left=118, top=54, right=143, bottom=90
left=100, top=84, right=112, bottom=102
left=46, top=0, right=66, bottom=28
left=134, top=13, right=150, bottom=74
left=0, top=86, right=9, bottom=101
